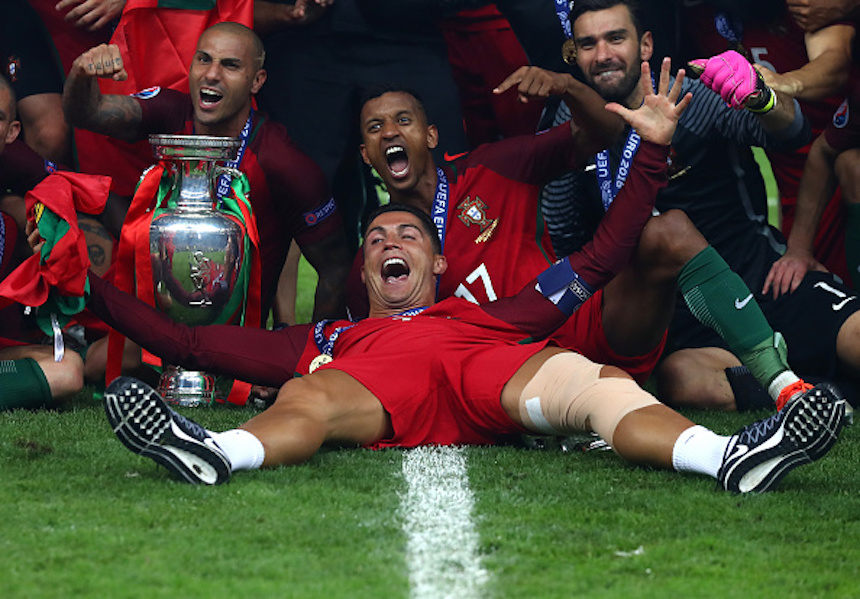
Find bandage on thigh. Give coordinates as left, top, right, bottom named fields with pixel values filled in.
left=517, top=352, right=659, bottom=446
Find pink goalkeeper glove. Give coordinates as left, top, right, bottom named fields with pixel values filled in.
left=688, top=50, right=766, bottom=109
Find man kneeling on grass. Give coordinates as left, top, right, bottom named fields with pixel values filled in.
left=40, top=63, right=847, bottom=492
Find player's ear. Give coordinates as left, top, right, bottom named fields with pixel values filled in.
left=360, top=143, right=371, bottom=165
left=5, top=120, right=20, bottom=144
left=251, top=68, right=267, bottom=94
left=433, top=254, right=447, bottom=276
left=427, top=124, right=438, bottom=150
left=640, top=31, right=653, bottom=62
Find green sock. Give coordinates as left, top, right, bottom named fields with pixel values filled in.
left=0, top=358, right=53, bottom=411
left=845, top=203, right=860, bottom=288
left=678, top=246, right=794, bottom=393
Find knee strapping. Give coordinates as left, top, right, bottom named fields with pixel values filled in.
left=517, top=353, right=659, bottom=446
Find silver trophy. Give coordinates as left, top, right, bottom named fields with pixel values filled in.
left=148, top=134, right=247, bottom=406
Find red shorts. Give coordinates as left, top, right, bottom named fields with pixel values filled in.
left=550, top=289, right=666, bottom=384
left=317, top=317, right=540, bottom=448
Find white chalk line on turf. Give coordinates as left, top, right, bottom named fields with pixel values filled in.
left=401, top=446, right=489, bottom=599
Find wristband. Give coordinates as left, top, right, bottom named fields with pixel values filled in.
left=746, top=85, right=777, bottom=114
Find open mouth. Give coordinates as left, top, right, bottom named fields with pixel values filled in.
left=199, top=88, right=223, bottom=108
left=385, top=145, right=409, bottom=178
left=381, top=257, right=409, bottom=283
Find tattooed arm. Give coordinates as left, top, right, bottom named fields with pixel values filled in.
left=63, top=44, right=142, bottom=143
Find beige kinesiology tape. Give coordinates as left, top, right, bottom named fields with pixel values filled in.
left=517, top=353, right=659, bottom=446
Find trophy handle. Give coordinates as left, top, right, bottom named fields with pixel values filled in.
left=211, top=165, right=244, bottom=198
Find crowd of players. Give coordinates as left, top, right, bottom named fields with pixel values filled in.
left=1, top=0, right=859, bottom=492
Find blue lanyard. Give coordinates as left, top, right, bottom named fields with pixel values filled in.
left=313, top=320, right=354, bottom=356
left=431, top=168, right=450, bottom=301
left=432, top=167, right=450, bottom=253
left=212, top=109, right=254, bottom=202
left=595, top=127, right=641, bottom=211
left=554, top=0, right=572, bottom=39
left=714, top=13, right=743, bottom=45
left=313, top=307, right=429, bottom=356
left=594, top=74, right=658, bottom=211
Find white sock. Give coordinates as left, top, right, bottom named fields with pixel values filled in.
left=209, top=429, right=265, bottom=471
left=768, top=371, right=802, bottom=402
left=671, top=425, right=730, bottom=479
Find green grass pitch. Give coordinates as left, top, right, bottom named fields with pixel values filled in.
left=4, top=159, right=860, bottom=597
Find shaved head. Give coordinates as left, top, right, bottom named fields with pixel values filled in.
left=202, top=21, right=266, bottom=69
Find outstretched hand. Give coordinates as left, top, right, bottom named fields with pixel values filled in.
left=605, top=58, right=691, bottom=146
left=72, top=43, right=127, bottom=82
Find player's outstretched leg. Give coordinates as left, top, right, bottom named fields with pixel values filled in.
left=104, top=376, right=231, bottom=485
left=718, top=383, right=847, bottom=493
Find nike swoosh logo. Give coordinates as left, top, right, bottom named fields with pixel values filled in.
left=832, top=297, right=856, bottom=311
left=444, top=151, right=468, bottom=161
left=734, top=293, right=753, bottom=309
left=726, top=442, right=749, bottom=463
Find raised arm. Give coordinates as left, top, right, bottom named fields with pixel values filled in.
left=688, top=50, right=802, bottom=135
left=485, top=58, right=690, bottom=336
left=63, top=44, right=143, bottom=143
left=757, top=23, right=855, bottom=102
left=86, top=272, right=310, bottom=388
left=494, top=65, right=626, bottom=159
left=763, top=132, right=836, bottom=297
left=788, top=0, right=860, bottom=32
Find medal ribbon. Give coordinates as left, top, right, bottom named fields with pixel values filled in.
left=431, top=168, right=450, bottom=300
left=313, top=320, right=355, bottom=356
left=432, top=167, right=450, bottom=252
left=554, top=0, right=572, bottom=39
left=313, top=307, right=429, bottom=357
left=214, top=109, right=253, bottom=203
left=595, top=128, right=641, bottom=211
left=594, top=75, right=657, bottom=211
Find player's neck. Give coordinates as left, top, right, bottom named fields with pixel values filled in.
left=388, top=167, right=439, bottom=215
left=624, top=83, right=645, bottom=111
left=194, top=108, right=252, bottom=138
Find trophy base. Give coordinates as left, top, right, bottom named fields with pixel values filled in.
left=158, top=366, right=219, bottom=407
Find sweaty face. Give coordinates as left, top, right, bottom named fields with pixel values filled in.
left=359, top=92, right=438, bottom=196
left=188, top=29, right=264, bottom=136
left=361, top=211, right=445, bottom=315
left=572, top=5, right=650, bottom=105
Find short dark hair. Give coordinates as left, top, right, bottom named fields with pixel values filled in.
left=358, top=84, right=429, bottom=125
left=569, top=0, right=644, bottom=39
left=365, top=203, right=442, bottom=254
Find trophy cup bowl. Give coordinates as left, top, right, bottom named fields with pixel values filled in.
left=148, top=134, right=247, bottom=406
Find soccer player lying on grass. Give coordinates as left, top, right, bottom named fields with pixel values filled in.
left=32, top=64, right=847, bottom=492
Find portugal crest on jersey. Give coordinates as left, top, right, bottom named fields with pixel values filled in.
left=457, top=196, right=498, bottom=243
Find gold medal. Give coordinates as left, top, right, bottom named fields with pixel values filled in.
left=562, top=39, right=577, bottom=65
left=309, top=353, right=333, bottom=373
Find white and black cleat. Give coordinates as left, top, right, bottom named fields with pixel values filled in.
left=718, top=382, right=846, bottom=493
left=105, top=376, right=231, bottom=485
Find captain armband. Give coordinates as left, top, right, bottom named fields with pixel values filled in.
left=535, top=257, right=596, bottom=316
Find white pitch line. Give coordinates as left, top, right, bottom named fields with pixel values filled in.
left=401, top=446, right=489, bottom=599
